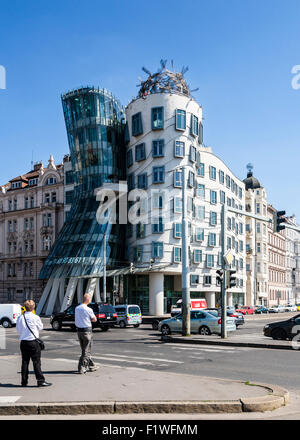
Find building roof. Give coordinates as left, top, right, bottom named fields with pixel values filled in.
left=243, top=164, right=261, bottom=190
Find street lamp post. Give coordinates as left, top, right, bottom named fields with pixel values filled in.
left=181, top=166, right=190, bottom=336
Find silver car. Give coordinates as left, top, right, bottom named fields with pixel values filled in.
left=158, top=309, right=236, bottom=335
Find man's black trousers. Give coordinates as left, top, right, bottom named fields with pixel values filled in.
left=20, top=340, right=45, bottom=385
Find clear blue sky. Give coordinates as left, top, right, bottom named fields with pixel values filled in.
left=0, top=0, right=299, bottom=218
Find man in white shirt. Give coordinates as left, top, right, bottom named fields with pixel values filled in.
left=16, top=300, right=51, bottom=387
left=75, top=293, right=98, bottom=374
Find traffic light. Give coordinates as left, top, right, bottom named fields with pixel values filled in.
left=216, top=269, right=224, bottom=285
left=149, top=258, right=154, bottom=269
left=130, top=262, right=134, bottom=273
left=273, top=210, right=286, bottom=233
left=226, top=270, right=237, bottom=288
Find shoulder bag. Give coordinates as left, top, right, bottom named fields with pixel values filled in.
left=23, top=314, right=45, bottom=350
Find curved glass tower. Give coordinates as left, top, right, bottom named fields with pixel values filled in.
left=37, top=87, right=126, bottom=315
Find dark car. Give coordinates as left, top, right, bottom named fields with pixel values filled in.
left=205, top=308, right=244, bottom=327
left=50, top=303, right=117, bottom=332
left=255, top=306, right=269, bottom=314
left=263, top=314, right=300, bottom=340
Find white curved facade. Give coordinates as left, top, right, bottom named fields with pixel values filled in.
left=125, top=92, right=246, bottom=315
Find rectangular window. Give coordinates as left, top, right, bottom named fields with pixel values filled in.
left=246, top=223, right=250, bottom=232
left=194, top=249, right=202, bottom=263
left=199, top=121, right=203, bottom=144
left=173, top=247, right=182, bottom=263
left=51, top=192, right=56, bottom=203
left=197, top=163, right=204, bottom=177
left=65, top=190, right=73, bottom=204
left=191, top=114, right=199, bottom=136
left=210, top=211, right=217, bottom=226
left=24, top=197, right=28, bottom=209
left=227, top=197, right=232, bottom=207
left=195, top=227, right=204, bottom=241
left=174, top=140, right=185, bottom=157
left=226, top=175, right=231, bottom=188
left=189, top=145, right=197, bottom=162
left=30, top=197, right=34, bottom=208
left=257, top=242, right=261, bottom=253
left=152, top=107, right=164, bottom=130
left=227, top=237, right=232, bottom=250
left=197, top=184, right=205, bottom=199
left=136, top=223, right=146, bottom=239
left=188, top=171, right=195, bottom=187
left=152, top=139, right=164, bottom=157
left=209, top=233, right=216, bottom=246
left=24, top=218, right=28, bottom=230
left=152, top=242, right=163, bottom=258
left=197, top=206, right=205, bottom=219
left=239, top=240, right=243, bottom=252
left=239, top=222, right=243, bottom=234
left=220, top=190, right=225, bottom=204
left=175, top=109, right=186, bottom=130
left=137, top=173, right=148, bottom=189
left=133, top=246, right=143, bottom=263
left=65, top=170, right=73, bottom=185
left=132, top=112, right=143, bottom=136
left=204, top=275, right=212, bottom=286
left=239, top=187, right=243, bottom=199
left=210, top=190, right=217, bottom=204
left=173, top=170, right=182, bottom=188
left=174, top=223, right=182, bottom=238
left=152, top=217, right=164, bottom=233
left=206, top=254, right=214, bottom=268
left=256, top=222, right=261, bottom=233
left=187, top=196, right=193, bottom=212
left=152, top=166, right=165, bottom=183
left=127, top=174, right=135, bottom=191
left=135, top=143, right=146, bottom=161
left=126, top=149, right=133, bottom=168
left=219, top=170, right=224, bottom=184
left=191, top=274, right=200, bottom=284
left=174, top=197, right=182, bottom=213
left=209, top=166, right=216, bottom=180
left=256, top=203, right=260, bottom=214
left=152, top=193, right=164, bottom=209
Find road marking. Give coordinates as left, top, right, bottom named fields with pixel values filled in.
left=92, top=355, right=168, bottom=366
left=53, top=358, right=168, bottom=370
left=100, top=353, right=183, bottom=364
left=0, top=396, right=21, bottom=403
left=170, top=344, right=239, bottom=351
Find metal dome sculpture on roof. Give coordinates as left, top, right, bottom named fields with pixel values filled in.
left=137, top=59, right=198, bottom=98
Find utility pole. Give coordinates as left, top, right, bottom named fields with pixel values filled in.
left=103, top=232, right=106, bottom=302
left=181, top=166, right=190, bottom=336
left=221, top=204, right=227, bottom=338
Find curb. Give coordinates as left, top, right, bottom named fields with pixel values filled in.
left=0, top=383, right=289, bottom=415
left=163, top=335, right=295, bottom=350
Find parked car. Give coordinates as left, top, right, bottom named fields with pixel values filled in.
left=254, top=306, right=269, bottom=314
left=268, top=305, right=285, bottom=313
left=158, top=310, right=236, bottom=335
left=263, top=314, right=300, bottom=340
left=236, top=306, right=255, bottom=315
left=284, top=304, right=298, bottom=312
left=205, top=308, right=244, bottom=327
left=114, top=304, right=142, bottom=328
left=0, top=304, right=22, bottom=328
left=295, top=303, right=300, bottom=311
left=50, top=303, right=117, bottom=331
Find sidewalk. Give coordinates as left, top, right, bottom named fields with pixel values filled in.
left=0, top=355, right=289, bottom=415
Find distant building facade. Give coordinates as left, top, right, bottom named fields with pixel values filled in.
left=285, top=215, right=300, bottom=304
left=0, top=156, right=65, bottom=304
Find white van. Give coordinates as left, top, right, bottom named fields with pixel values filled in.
left=0, top=304, right=22, bottom=328
left=114, top=305, right=142, bottom=328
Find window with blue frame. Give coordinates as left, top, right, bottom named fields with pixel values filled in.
left=135, top=143, right=146, bottom=161
left=173, top=247, right=182, bottom=263
left=152, top=193, right=164, bottom=209
left=136, top=223, right=146, bottom=238
left=195, top=227, right=204, bottom=241
left=152, top=107, right=164, bottom=130
left=133, top=246, right=143, bottom=262
left=209, top=233, right=216, bottom=246
left=174, top=170, right=182, bottom=188
left=227, top=237, right=232, bottom=250
left=239, top=240, right=243, bottom=252
left=194, top=249, right=202, bottom=263
left=210, top=211, right=217, bottom=226
left=191, top=114, right=199, bottom=136
left=199, top=121, right=203, bottom=144
left=197, top=163, right=204, bottom=177
left=189, top=145, right=197, bottom=162
left=174, top=141, right=185, bottom=157
left=219, top=170, right=224, bottom=184
left=188, top=171, right=195, bottom=187
left=227, top=217, right=232, bottom=230
left=174, top=223, right=182, bottom=238
left=226, top=175, right=231, bottom=188
left=239, top=187, right=243, bottom=199
left=128, top=174, right=135, bottom=191
left=152, top=242, right=163, bottom=258
left=191, top=274, right=200, bottom=284
left=152, top=217, right=164, bottom=233
left=137, top=173, right=148, bottom=189
left=132, top=112, right=143, bottom=136
left=126, top=149, right=133, bottom=168
left=197, top=206, right=205, bottom=219
left=209, top=166, right=216, bottom=180
left=210, top=190, right=217, bottom=204
left=239, top=222, right=243, bottom=234
left=197, top=183, right=205, bottom=199
left=176, top=109, right=186, bottom=130
left=174, top=197, right=182, bottom=213
left=220, top=190, right=225, bottom=204
left=152, top=166, right=165, bottom=183
left=206, top=254, right=214, bottom=268
left=152, top=139, right=164, bottom=157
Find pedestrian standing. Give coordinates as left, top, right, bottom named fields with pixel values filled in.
left=16, top=300, right=51, bottom=387
left=75, top=293, right=99, bottom=374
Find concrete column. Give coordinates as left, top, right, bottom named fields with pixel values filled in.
left=149, top=273, right=164, bottom=316
left=36, top=278, right=53, bottom=315
left=60, top=277, right=78, bottom=312
left=205, top=292, right=215, bottom=308
left=227, top=292, right=233, bottom=307
left=86, top=278, right=97, bottom=299
left=45, top=278, right=61, bottom=316
left=95, top=278, right=101, bottom=302
left=77, top=278, right=84, bottom=303
left=59, top=279, right=65, bottom=305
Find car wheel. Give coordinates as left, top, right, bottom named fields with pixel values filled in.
left=119, top=320, right=126, bottom=329
left=271, top=328, right=287, bottom=340
left=100, top=326, right=109, bottom=332
left=199, top=325, right=211, bottom=336
left=51, top=320, right=62, bottom=331
left=161, top=324, right=171, bottom=335
left=152, top=321, right=159, bottom=330
left=133, top=324, right=140, bottom=328
left=1, top=318, right=12, bottom=328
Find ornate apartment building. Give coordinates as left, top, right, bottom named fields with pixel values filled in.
left=0, top=156, right=65, bottom=304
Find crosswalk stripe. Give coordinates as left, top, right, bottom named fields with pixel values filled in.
left=52, top=358, right=167, bottom=371
left=0, top=396, right=21, bottom=403
left=170, top=344, right=238, bottom=351
left=100, top=353, right=183, bottom=364
left=92, top=355, right=168, bottom=366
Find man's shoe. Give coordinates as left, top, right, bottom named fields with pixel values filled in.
left=78, top=369, right=87, bottom=374
left=88, top=365, right=99, bottom=372
left=37, top=381, right=52, bottom=387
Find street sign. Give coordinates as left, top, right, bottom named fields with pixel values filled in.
left=224, top=250, right=233, bottom=266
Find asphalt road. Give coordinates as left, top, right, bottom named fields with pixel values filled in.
left=2, top=313, right=300, bottom=394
